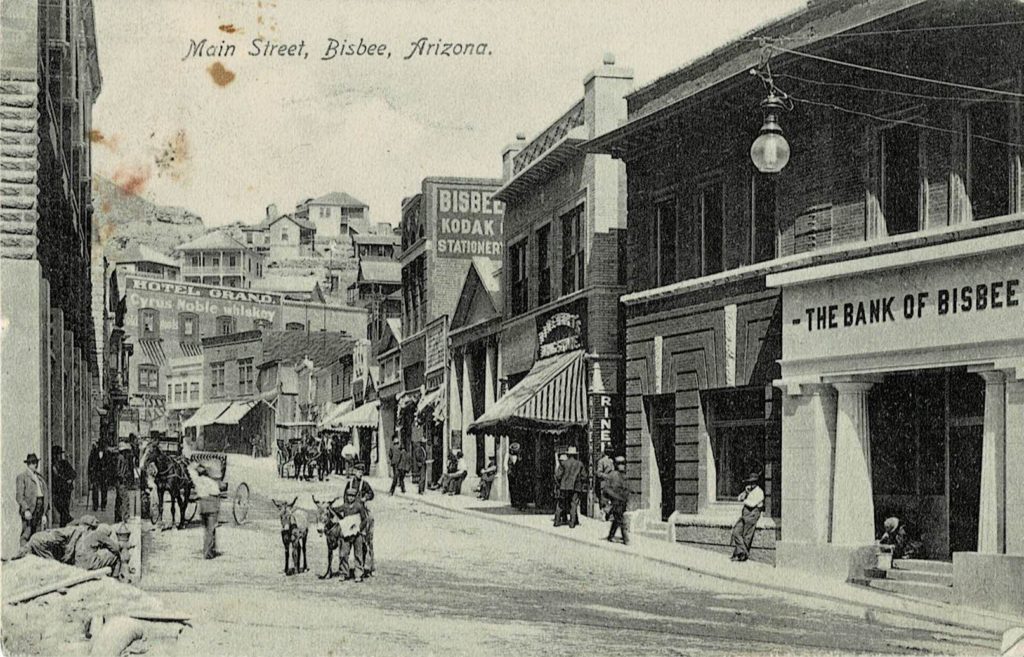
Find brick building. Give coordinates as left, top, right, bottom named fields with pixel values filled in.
left=469, top=57, right=632, bottom=513
left=397, top=177, right=504, bottom=484
left=586, top=0, right=1024, bottom=611
left=1, top=0, right=102, bottom=556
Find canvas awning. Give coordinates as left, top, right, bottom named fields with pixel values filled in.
left=468, top=350, right=588, bottom=434
left=330, top=400, right=380, bottom=430
left=416, top=387, right=445, bottom=424
left=181, top=401, right=232, bottom=428
left=212, top=400, right=257, bottom=426
left=319, top=399, right=355, bottom=428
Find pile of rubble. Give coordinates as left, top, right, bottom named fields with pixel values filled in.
left=2, top=556, right=186, bottom=656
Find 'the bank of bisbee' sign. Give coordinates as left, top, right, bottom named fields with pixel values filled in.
left=435, top=187, right=504, bottom=259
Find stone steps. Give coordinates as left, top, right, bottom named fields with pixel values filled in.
left=852, top=559, right=954, bottom=604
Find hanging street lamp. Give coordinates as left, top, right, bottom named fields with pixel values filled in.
left=750, top=41, right=792, bottom=174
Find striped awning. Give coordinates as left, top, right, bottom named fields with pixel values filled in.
left=137, top=339, right=166, bottom=366
left=179, top=342, right=203, bottom=358
left=468, top=350, right=588, bottom=434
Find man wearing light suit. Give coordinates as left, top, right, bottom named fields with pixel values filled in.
left=16, top=453, right=49, bottom=546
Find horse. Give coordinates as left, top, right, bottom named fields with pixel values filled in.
left=273, top=497, right=308, bottom=575
left=141, top=446, right=193, bottom=529
left=291, top=445, right=308, bottom=480
left=315, top=440, right=332, bottom=481
left=312, top=495, right=342, bottom=579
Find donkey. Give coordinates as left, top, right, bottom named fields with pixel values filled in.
left=141, top=446, right=193, bottom=529
left=312, top=495, right=342, bottom=579
left=273, top=497, right=308, bottom=575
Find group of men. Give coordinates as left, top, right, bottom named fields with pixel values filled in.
left=14, top=512, right=125, bottom=575
left=384, top=436, right=431, bottom=496
left=553, top=445, right=630, bottom=544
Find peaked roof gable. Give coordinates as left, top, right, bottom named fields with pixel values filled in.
left=450, top=262, right=500, bottom=331
left=310, top=191, right=367, bottom=208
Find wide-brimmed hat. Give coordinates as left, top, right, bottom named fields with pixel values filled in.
left=743, top=472, right=761, bottom=484
left=52, top=445, right=64, bottom=455
left=352, top=462, right=365, bottom=472
left=24, top=453, right=39, bottom=464
left=117, top=440, right=131, bottom=451
left=565, top=446, right=579, bottom=456
left=613, top=456, right=626, bottom=464
left=509, top=442, right=521, bottom=453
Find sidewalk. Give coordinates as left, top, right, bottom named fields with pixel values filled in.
left=369, top=476, right=1021, bottom=637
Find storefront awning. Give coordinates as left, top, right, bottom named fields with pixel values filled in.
left=319, top=399, right=355, bottom=429
left=212, top=400, right=257, bottom=426
left=330, top=400, right=380, bottom=430
left=468, top=350, right=588, bottom=434
left=416, top=387, right=445, bottom=424
left=181, top=401, right=232, bottom=428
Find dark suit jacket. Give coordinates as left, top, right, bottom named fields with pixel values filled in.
left=16, top=470, right=48, bottom=514
left=412, top=445, right=427, bottom=472
left=388, top=446, right=411, bottom=472
left=556, top=457, right=584, bottom=492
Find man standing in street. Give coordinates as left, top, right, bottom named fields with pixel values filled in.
left=16, top=453, right=48, bottom=546
left=88, top=440, right=108, bottom=512
left=413, top=438, right=428, bottom=495
left=51, top=445, right=76, bottom=527
left=344, top=463, right=375, bottom=576
left=114, top=438, right=136, bottom=522
left=602, top=456, right=630, bottom=544
left=595, top=446, right=615, bottom=516
left=507, top=442, right=525, bottom=510
left=188, top=462, right=222, bottom=559
left=555, top=447, right=584, bottom=528
left=730, top=472, right=764, bottom=562
left=387, top=436, right=410, bottom=495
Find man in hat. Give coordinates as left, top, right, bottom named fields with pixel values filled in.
left=444, top=449, right=468, bottom=496
left=188, top=461, right=222, bottom=559
left=114, top=438, right=137, bottom=522
left=412, top=438, right=428, bottom=495
left=478, top=455, right=498, bottom=500
left=595, top=446, right=615, bottom=513
left=730, top=472, right=764, bottom=562
left=88, top=439, right=109, bottom=512
left=51, top=445, right=77, bottom=527
left=555, top=447, right=584, bottom=528
left=387, top=436, right=410, bottom=495
left=75, top=523, right=125, bottom=575
left=16, top=453, right=49, bottom=545
left=15, top=514, right=98, bottom=562
left=507, top=442, right=525, bottom=510
left=333, top=487, right=369, bottom=582
left=602, top=456, right=630, bottom=544
left=344, top=462, right=375, bottom=575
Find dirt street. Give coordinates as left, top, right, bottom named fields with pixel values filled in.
left=138, top=458, right=998, bottom=657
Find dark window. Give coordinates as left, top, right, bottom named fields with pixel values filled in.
left=138, top=365, right=159, bottom=392
left=969, top=103, right=1011, bottom=221
left=706, top=387, right=770, bottom=501
left=216, top=315, right=236, bottom=336
left=881, top=124, right=920, bottom=236
left=140, top=309, right=159, bottom=339
left=561, top=204, right=585, bottom=295
left=246, top=232, right=253, bottom=244
left=536, top=224, right=551, bottom=307
left=210, top=362, right=225, bottom=398
left=229, top=255, right=237, bottom=267
left=238, top=358, right=255, bottom=394
left=211, top=256, right=221, bottom=267
left=699, top=183, right=724, bottom=275
left=655, top=198, right=676, bottom=286
left=509, top=239, right=528, bottom=316
left=286, top=321, right=305, bottom=331
left=254, top=319, right=273, bottom=331
left=751, top=174, right=777, bottom=263
left=179, top=312, right=198, bottom=341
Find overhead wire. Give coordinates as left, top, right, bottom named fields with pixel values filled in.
left=743, top=19, right=1024, bottom=39
left=775, top=72, right=1021, bottom=106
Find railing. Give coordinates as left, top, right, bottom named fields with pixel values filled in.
left=512, top=101, right=585, bottom=176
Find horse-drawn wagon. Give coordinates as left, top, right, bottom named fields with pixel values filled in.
left=185, top=451, right=251, bottom=525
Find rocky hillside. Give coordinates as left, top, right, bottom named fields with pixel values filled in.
left=93, top=176, right=207, bottom=260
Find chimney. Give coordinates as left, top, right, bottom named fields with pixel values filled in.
left=583, top=52, right=634, bottom=138
left=502, top=132, right=528, bottom=182
left=266, top=204, right=279, bottom=221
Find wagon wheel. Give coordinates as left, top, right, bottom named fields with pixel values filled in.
left=232, top=482, right=250, bottom=524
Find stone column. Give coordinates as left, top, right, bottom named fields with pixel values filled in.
left=780, top=384, right=837, bottom=545
left=830, top=381, right=875, bottom=545
left=978, top=371, right=1007, bottom=554
left=1006, top=378, right=1024, bottom=555
left=484, top=342, right=497, bottom=458
left=460, top=351, right=476, bottom=476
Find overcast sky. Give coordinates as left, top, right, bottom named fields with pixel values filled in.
left=91, top=0, right=805, bottom=227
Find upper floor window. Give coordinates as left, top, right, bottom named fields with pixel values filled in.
left=179, top=312, right=198, bottom=341
left=238, top=358, right=255, bottom=395
left=286, top=321, right=306, bottom=331
left=140, top=308, right=159, bottom=339
left=216, top=315, right=236, bottom=336
left=138, top=364, right=159, bottom=392
left=698, top=182, right=724, bottom=276
left=211, top=256, right=220, bottom=267
left=536, top=224, right=551, bottom=307
left=751, top=175, right=777, bottom=264
left=229, top=255, right=237, bottom=268
left=245, top=232, right=253, bottom=244
left=210, top=362, right=226, bottom=398
left=191, top=256, right=199, bottom=267
left=254, top=318, right=273, bottom=331
left=509, top=239, right=528, bottom=316
left=174, top=383, right=184, bottom=402
left=190, top=381, right=200, bottom=401
left=561, top=205, right=584, bottom=295
left=655, top=198, right=676, bottom=287
left=280, top=229, right=289, bottom=242
left=880, top=124, right=921, bottom=236
left=968, top=103, right=1012, bottom=221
